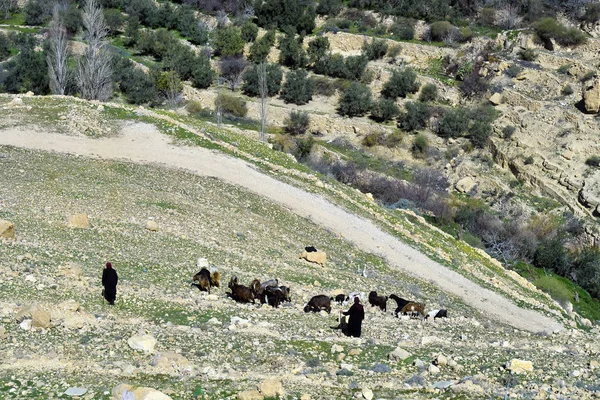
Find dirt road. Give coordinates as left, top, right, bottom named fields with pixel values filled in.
left=0, top=124, right=564, bottom=333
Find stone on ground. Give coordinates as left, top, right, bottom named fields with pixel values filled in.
left=0, top=219, right=15, bottom=239
left=300, top=250, right=327, bottom=265
left=258, top=378, right=284, bottom=397
left=16, top=304, right=51, bottom=328
left=67, top=213, right=90, bottom=228
left=507, top=358, right=533, bottom=374
left=127, top=334, right=157, bottom=353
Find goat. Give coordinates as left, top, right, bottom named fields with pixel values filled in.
left=400, top=302, right=426, bottom=318
left=192, top=268, right=214, bottom=292
left=210, top=271, right=220, bottom=287
left=264, top=286, right=287, bottom=308
left=303, top=295, right=332, bottom=313
left=346, top=292, right=365, bottom=305
left=368, top=291, right=388, bottom=312
left=305, top=245, right=317, bottom=252
left=227, top=276, right=255, bottom=304
left=278, top=286, right=291, bottom=303
left=334, top=294, right=348, bottom=305
left=425, top=309, right=448, bottom=320
left=389, top=294, right=411, bottom=317
left=250, top=279, right=261, bottom=297
left=256, top=279, right=279, bottom=303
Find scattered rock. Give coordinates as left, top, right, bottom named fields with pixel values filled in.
left=361, top=387, right=373, bottom=400
left=19, top=319, right=32, bottom=331
left=434, top=354, right=448, bottom=367
left=331, top=344, right=344, bottom=353
left=258, top=379, right=283, bottom=397
left=507, top=359, right=534, bottom=374
left=151, top=352, right=192, bottom=375
left=300, top=394, right=311, bottom=400
left=432, top=381, right=455, bottom=390
left=237, top=390, right=263, bottom=400
left=0, top=325, right=6, bottom=340
left=348, top=348, right=362, bottom=356
left=488, top=92, right=503, bottom=105
left=0, top=220, right=15, bottom=239
left=146, top=220, right=159, bottom=232
left=16, top=304, right=51, bottom=328
left=67, top=214, right=90, bottom=229
left=112, top=384, right=172, bottom=400
left=300, top=250, right=327, bottom=265
left=428, top=364, right=440, bottom=374
left=455, top=177, right=477, bottom=194
left=97, top=105, right=104, bottom=112
left=389, top=347, right=411, bottom=361
left=64, top=387, right=88, bottom=396
left=449, top=380, right=484, bottom=396
left=127, top=334, right=157, bottom=354
left=583, top=77, right=600, bottom=113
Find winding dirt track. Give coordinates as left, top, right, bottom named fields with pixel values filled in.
left=0, top=124, right=563, bottom=333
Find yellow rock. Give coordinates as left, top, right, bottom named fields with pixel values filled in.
left=300, top=250, right=326, bottom=266
left=507, top=359, right=533, bottom=374
left=0, top=220, right=15, bottom=239
left=67, top=214, right=90, bottom=228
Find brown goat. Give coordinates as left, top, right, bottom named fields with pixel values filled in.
left=400, top=302, right=426, bottom=318
left=227, top=276, right=255, bottom=304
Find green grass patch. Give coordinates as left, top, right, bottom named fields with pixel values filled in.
left=1, top=12, right=27, bottom=25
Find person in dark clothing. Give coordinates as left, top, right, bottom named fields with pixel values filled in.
left=102, top=262, right=119, bottom=305
left=343, top=296, right=365, bottom=338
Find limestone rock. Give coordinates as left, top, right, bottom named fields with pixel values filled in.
left=361, top=387, right=373, bottom=400
left=450, top=380, right=485, bottom=395
left=428, top=364, right=440, bottom=374
left=507, top=358, right=534, bottom=374
left=64, top=387, right=87, bottom=396
left=237, top=390, right=264, bottom=400
left=20, top=319, right=32, bottom=330
left=112, top=384, right=172, bottom=400
left=583, top=77, right=600, bottom=113
left=488, top=92, right=503, bottom=105
left=128, top=334, right=157, bottom=353
left=0, top=220, right=15, bottom=239
left=151, top=352, right=192, bottom=375
left=389, top=347, right=411, bottom=361
left=8, top=97, right=23, bottom=106
left=455, top=177, right=477, bottom=194
left=67, top=214, right=90, bottom=229
left=258, top=379, right=284, bottom=397
left=300, top=250, right=326, bottom=265
left=16, top=304, right=51, bottom=328
left=0, top=325, right=6, bottom=340
left=146, top=220, right=159, bottom=232
left=434, top=354, right=448, bottom=367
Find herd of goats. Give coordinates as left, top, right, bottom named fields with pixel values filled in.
left=191, top=265, right=449, bottom=321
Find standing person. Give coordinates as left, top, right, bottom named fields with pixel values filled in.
left=102, top=262, right=119, bottom=305
left=343, top=296, right=365, bottom=338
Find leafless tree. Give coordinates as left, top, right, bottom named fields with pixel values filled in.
left=219, top=56, right=248, bottom=91
left=157, top=71, right=182, bottom=109
left=0, top=0, right=17, bottom=20
left=77, top=0, right=113, bottom=101
left=496, top=4, right=522, bottom=29
left=46, top=7, right=70, bottom=95
left=258, top=62, right=268, bottom=141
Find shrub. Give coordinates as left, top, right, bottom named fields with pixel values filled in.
left=362, top=38, right=388, bottom=61
left=387, top=45, right=401, bottom=58
left=216, top=93, right=248, bottom=117
left=518, top=48, right=536, bottom=61
left=219, top=56, right=249, bottom=91
left=504, top=64, right=523, bottom=78
left=574, top=249, right=600, bottom=298
left=557, top=64, right=570, bottom=75
left=316, top=0, right=342, bottom=16
left=24, top=0, right=50, bottom=26
left=418, top=83, right=438, bottom=102
left=278, top=31, right=308, bottom=69
left=585, top=156, right=600, bottom=167
left=582, top=3, right=600, bottom=24
left=242, top=63, right=283, bottom=97
left=437, top=107, right=469, bottom=138
left=255, top=0, right=316, bottom=34
left=362, top=132, right=385, bottom=147
left=469, top=119, right=492, bottom=148
left=390, top=19, right=415, bottom=40
left=502, top=125, right=516, bottom=139
left=412, top=134, right=429, bottom=158
left=314, top=53, right=346, bottom=77
left=381, top=67, right=420, bottom=99
left=294, top=135, right=315, bottom=161
left=385, top=130, right=404, bottom=148
left=163, top=45, right=198, bottom=81
left=0, top=32, right=10, bottom=62
left=370, top=98, right=400, bottom=122
left=2, top=39, right=49, bottom=95
left=103, top=9, right=124, bottom=36
left=344, top=54, right=368, bottom=81
left=459, top=70, right=489, bottom=99
left=249, top=30, right=276, bottom=62
left=280, top=69, right=314, bottom=105
left=240, top=20, right=259, bottom=42
left=534, top=237, right=572, bottom=276
left=581, top=71, right=595, bottom=82
left=311, top=76, right=336, bottom=96
left=534, top=275, right=573, bottom=306
left=398, top=101, right=430, bottom=131
left=213, top=26, right=245, bottom=56
left=113, top=57, right=157, bottom=105
left=524, top=155, right=534, bottom=165
left=561, top=84, right=574, bottom=96
left=191, top=54, right=214, bottom=89
left=459, top=27, right=474, bottom=42
left=430, top=21, right=454, bottom=41
left=337, top=82, right=372, bottom=117
left=307, top=36, right=330, bottom=64
left=186, top=100, right=210, bottom=116
left=478, top=7, right=496, bottom=26
left=284, top=110, right=310, bottom=135
left=62, top=3, right=82, bottom=35
left=534, top=17, right=587, bottom=47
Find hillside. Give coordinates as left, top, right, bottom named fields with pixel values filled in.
left=0, top=95, right=599, bottom=399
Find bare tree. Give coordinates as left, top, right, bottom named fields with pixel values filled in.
left=219, top=56, right=248, bottom=91
left=77, top=0, right=113, bottom=101
left=0, top=0, right=18, bottom=20
left=156, top=70, right=182, bottom=109
left=46, top=7, right=70, bottom=95
left=258, top=62, right=268, bottom=141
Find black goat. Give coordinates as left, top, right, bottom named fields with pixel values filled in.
left=389, top=294, right=411, bottom=317
left=368, top=291, right=388, bottom=312
left=304, top=295, right=332, bottom=313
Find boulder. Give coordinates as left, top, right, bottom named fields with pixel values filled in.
left=583, top=77, right=600, bottom=113
left=146, top=220, right=159, bottom=232
left=0, top=220, right=15, bottom=239
left=67, top=214, right=90, bottom=229
left=450, top=380, right=485, bottom=395
left=361, top=388, right=373, bottom=400
left=300, top=250, right=327, bottom=265
left=455, top=177, right=477, bottom=194
left=389, top=347, right=411, bottom=361
left=237, top=390, right=264, bottom=400
left=127, top=334, right=157, bottom=353
left=151, top=352, right=192, bottom=375
left=112, top=384, right=172, bottom=400
left=16, top=304, right=51, bottom=328
left=64, top=387, right=88, bottom=396
left=488, top=92, right=503, bottom=105
left=0, top=325, right=6, bottom=339
left=507, top=358, right=533, bottom=374
left=258, top=379, right=284, bottom=397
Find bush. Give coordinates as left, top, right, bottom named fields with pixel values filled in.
left=191, top=54, right=214, bottom=89
left=370, top=98, right=400, bottom=122
left=337, top=82, right=372, bottom=117
left=469, top=119, right=492, bottom=148
left=103, top=8, right=124, bottom=36
left=62, top=3, right=82, bottom=35
left=362, top=132, right=385, bottom=147
left=219, top=56, right=249, bottom=91
left=459, top=70, right=489, bottom=99
left=582, top=3, right=600, bottom=24
left=163, top=45, right=198, bottom=81
left=255, top=0, right=316, bottom=34
left=278, top=31, right=308, bottom=69
left=574, top=249, right=600, bottom=298
left=581, top=71, right=595, bottom=82
left=586, top=156, right=600, bottom=167
left=437, top=107, right=470, bottom=138
left=518, top=48, right=537, bottom=61
left=240, top=20, right=259, bottom=42
left=316, top=0, right=342, bottom=16
left=0, top=32, right=11, bottom=62
left=524, top=155, right=534, bottom=165
left=381, top=67, right=420, bottom=99
left=284, top=110, right=310, bottom=135
left=478, top=7, right=496, bottom=26
left=311, top=76, right=336, bottom=96
left=418, top=83, right=438, bottom=102
left=307, top=36, right=330, bottom=64
left=430, top=21, right=454, bottom=41
left=557, top=64, right=570, bottom=75
left=24, top=0, right=50, bottom=26
left=412, top=134, right=429, bottom=158
left=242, top=63, right=283, bottom=97
left=534, top=17, right=587, bottom=47
left=280, top=69, right=314, bottom=105
left=344, top=54, right=368, bottom=81
left=385, top=130, right=404, bottom=148
left=505, top=64, right=523, bottom=78
left=362, top=38, right=388, bottom=61
left=249, top=30, right=275, bottom=62
left=216, top=93, right=248, bottom=117
left=459, top=27, right=474, bottom=42
left=534, top=275, right=573, bottom=306
left=390, top=19, right=415, bottom=40
left=2, top=39, right=49, bottom=95
left=213, top=26, right=245, bottom=56
left=561, top=84, right=574, bottom=96
left=503, top=125, right=516, bottom=139
left=387, top=45, right=401, bottom=58
left=398, top=101, right=430, bottom=131
left=186, top=100, right=210, bottom=116
left=113, top=56, right=157, bottom=104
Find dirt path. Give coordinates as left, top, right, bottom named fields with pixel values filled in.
left=0, top=124, right=563, bottom=333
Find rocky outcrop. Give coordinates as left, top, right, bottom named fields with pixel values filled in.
left=16, top=304, right=51, bottom=328
left=112, top=384, right=172, bottom=400
left=128, top=334, right=157, bottom=353
left=145, top=220, right=159, bottom=231
left=67, top=213, right=90, bottom=228
left=583, top=77, right=600, bottom=113
left=0, top=219, right=15, bottom=239
left=300, top=250, right=327, bottom=265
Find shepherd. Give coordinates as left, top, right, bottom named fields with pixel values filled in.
left=343, top=296, right=365, bottom=338
left=102, top=262, right=119, bottom=305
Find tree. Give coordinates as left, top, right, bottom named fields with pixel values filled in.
left=258, top=62, right=268, bottom=141
left=219, top=56, right=248, bottom=91
left=362, top=38, right=388, bottom=60
left=242, top=62, right=282, bottom=97
left=0, top=0, right=18, bottom=20
left=241, top=19, right=259, bottom=42
left=155, top=70, right=182, bottom=109
left=103, top=8, right=124, bottom=36
left=77, top=0, right=113, bottom=101
left=0, top=32, right=10, bottom=61
left=255, top=0, right=316, bottom=34
left=338, top=82, right=372, bottom=117
left=437, top=107, right=469, bottom=138
left=284, top=110, right=310, bottom=135
left=398, top=101, right=430, bottom=131
left=24, top=0, right=51, bottom=25
left=370, top=97, right=399, bottom=122
left=213, top=25, right=245, bottom=56
left=46, top=6, right=70, bottom=95
left=278, top=30, right=308, bottom=69
left=316, top=0, right=342, bottom=16
left=307, top=36, right=330, bottom=64
left=2, top=37, right=49, bottom=94
left=191, top=53, right=214, bottom=89
left=249, top=30, right=275, bottom=62
left=419, top=83, right=438, bottom=102
left=381, top=67, right=420, bottom=99
left=280, top=69, right=313, bottom=105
